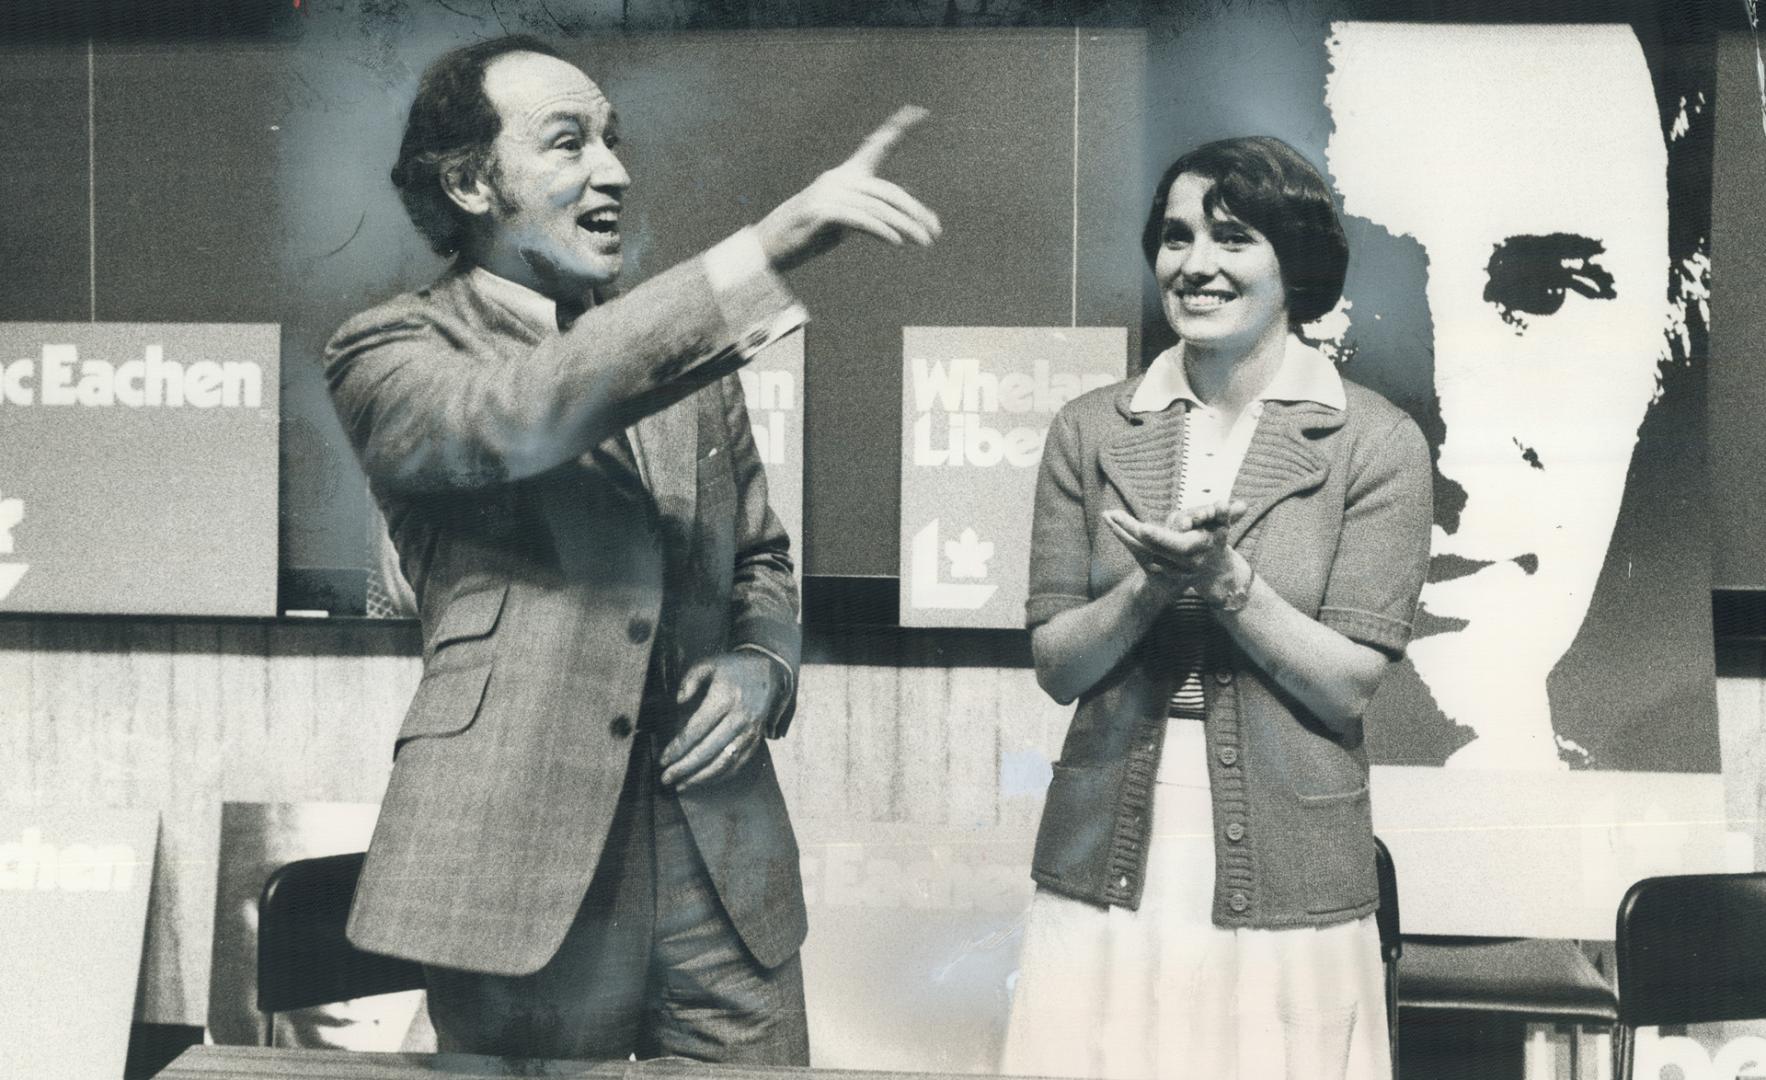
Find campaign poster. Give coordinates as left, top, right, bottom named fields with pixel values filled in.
left=740, top=330, right=805, bottom=589
left=0, top=322, right=279, bottom=616
left=900, top=327, right=1124, bottom=629
left=0, top=808, right=158, bottom=1080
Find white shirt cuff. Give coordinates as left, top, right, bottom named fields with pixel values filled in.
left=703, top=228, right=808, bottom=359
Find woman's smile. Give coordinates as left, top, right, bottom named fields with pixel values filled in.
left=1175, top=285, right=1238, bottom=313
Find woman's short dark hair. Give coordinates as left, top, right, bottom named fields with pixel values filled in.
left=391, top=34, right=564, bottom=257
left=1140, top=136, right=1349, bottom=328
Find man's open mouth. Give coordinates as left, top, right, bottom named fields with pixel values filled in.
left=577, top=208, right=620, bottom=234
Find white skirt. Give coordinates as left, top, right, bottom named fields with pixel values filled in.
left=1001, top=721, right=1391, bottom=1080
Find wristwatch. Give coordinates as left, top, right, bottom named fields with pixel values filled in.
left=1210, top=562, right=1255, bottom=613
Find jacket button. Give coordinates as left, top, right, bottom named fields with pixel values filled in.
left=609, top=715, right=633, bottom=738
left=1218, top=746, right=1238, bottom=766
left=1229, top=892, right=1249, bottom=913
left=1214, top=670, right=1234, bottom=685
left=627, top=617, right=652, bottom=643
left=1225, top=822, right=1245, bottom=842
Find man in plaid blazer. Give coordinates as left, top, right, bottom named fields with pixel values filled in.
left=324, top=35, right=938, bottom=1063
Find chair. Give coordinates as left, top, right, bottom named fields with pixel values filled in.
left=1614, top=872, right=1766, bottom=1080
left=1396, top=932, right=1617, bottom=1079
left=256, top=851, right=426, bottom=1045
left=1374, top=836, right=1402, bottom=1069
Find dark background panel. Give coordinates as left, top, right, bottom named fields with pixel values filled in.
left=0, top=45, right=94, bottom=323
left=93, top=39, right=372, bottom=579
left=1709, top=31, right=1766, bottom=592
left=568, top=30, right=1146, bottom=577
left=265, top=21, right=1147, bottom=586
left=0, top=2, right=1760, bottom=620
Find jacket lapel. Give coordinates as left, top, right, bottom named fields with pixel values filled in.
left=1227, top=401, right=1342, bottom=545
left=632, top=395, right=699, bottom=528
left=1100, top=382, right=1184, bottom=525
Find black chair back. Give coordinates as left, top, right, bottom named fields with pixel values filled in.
left=1616, top=872, right=1766, bottom=1028
left=256, top=852, right=425, bottom=1017
left=1374, top=836, right=1401, bottom=965
left=1374, top=835, right=1400, bottom=1072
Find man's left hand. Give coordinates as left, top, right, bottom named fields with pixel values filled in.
left=660, top=651, right=781, bottom=790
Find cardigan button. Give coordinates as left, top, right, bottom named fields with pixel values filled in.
left=1225, top=822, right=1245, bottom=842
left=1218, top=746, right=1238, bottom=766
left=1117, top=875, right=1131, bottom=890
left=1229, top=892, right=1249, bottom=913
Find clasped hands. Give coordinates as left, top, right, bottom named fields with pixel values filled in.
left=658, top=650, right=781, bottom=791
left=1104, top=500, right=1251, bottom=609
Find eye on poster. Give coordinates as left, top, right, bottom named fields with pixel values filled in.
left=900, top=327, right=1124, bottom=629
left=0, top=323, right=279, bottom=617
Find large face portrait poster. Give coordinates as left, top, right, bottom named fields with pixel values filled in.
left=1152, top=17, right=1726, bottom=936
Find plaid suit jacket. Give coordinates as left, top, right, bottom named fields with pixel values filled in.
left=324, top=254, right=805, bottom=975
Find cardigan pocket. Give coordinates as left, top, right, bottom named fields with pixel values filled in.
left=1298, top=784, right=1377, bottom=916
left=1272, top=711, right=1367, bottom=803
left=1031, top=762, right=1123, bottom=896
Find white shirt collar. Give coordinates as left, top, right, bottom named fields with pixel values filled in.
left=470, top=266, right=593, bottom=333
left=1129, top=335, right=1346, bottom=414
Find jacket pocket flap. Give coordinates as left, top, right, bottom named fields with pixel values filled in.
left=396, top=664, right=493, bottom=747
left=429, top=585, right=507, bottom=651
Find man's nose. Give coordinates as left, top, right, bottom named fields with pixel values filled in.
left=588, top=144, right=630, bottom=192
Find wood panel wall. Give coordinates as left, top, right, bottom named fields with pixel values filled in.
left=0, top=620, right=1074, bottom=1026
left=4, top=620, right=1760, bottom=1027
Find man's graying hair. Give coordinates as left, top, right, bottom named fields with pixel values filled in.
left=391, top=34, right=564, bottom=257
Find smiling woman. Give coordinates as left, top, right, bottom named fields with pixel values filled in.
left=1002, top=136, right=1432, bottom=1080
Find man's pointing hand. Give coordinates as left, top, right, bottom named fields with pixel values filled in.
left=755, top=106, right=943, bottom=273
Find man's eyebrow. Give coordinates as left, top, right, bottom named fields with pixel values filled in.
left=535, top=109, right=585, bottom=130
left=527, top=100, right=616, bottom=132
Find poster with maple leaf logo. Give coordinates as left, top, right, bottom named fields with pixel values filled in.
left=899, top=326, right=1124, bottom=628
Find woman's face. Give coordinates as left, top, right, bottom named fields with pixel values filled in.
left=1154, top=172, right=1289, bottom=350
left=1325, top=23, right=1667, bottom=766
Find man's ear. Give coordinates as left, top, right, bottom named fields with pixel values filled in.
left=441, top=157, right=494, bottom=218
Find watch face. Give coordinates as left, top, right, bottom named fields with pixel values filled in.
left=1211, top=564, right=1253, bottom=612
